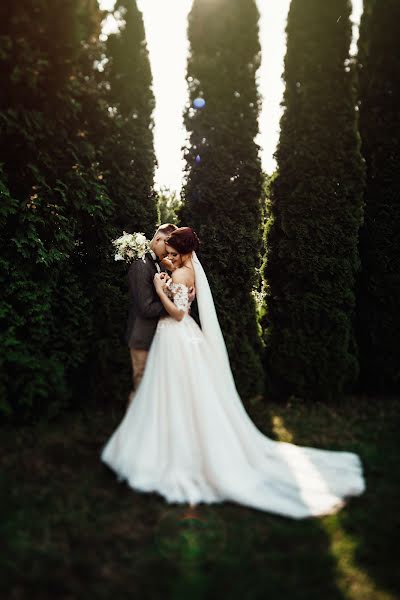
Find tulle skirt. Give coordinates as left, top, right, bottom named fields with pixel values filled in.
left=100, top=314, right=365, bottom=519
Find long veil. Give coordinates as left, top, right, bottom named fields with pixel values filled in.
left=191, top=251, right=276, bottom=440
left=191, top=250, right=240, bottom=397
left=191, top=251, right=275, bottom=435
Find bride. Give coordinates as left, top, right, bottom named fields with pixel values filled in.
left=100, top=227, right=365, bottom=519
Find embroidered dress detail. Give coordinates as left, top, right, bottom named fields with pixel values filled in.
left=165, top=280, right=191, bottom=313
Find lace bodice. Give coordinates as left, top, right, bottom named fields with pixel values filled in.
left=165, top=280, right=192, bottom=313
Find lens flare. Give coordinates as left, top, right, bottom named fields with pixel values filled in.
left=154, top=506, right=227, bottom=564
left=193, top=97, right=206, bottom=109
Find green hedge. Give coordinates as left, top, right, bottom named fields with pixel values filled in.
left=0, top=0, right=157, bottom=420
left=179, top=0, right=264, bottom=398
left=355, top=0, right=400, bottom=393
left=262, top=0, right=365, bottom=400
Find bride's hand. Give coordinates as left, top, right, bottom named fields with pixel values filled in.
left=160, top=256, right=175, bottom=271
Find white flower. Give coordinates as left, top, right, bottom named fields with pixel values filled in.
left=111, top=230, right=151, bottom=264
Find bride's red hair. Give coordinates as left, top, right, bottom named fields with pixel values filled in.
left=165, top=227, right=200, bottom=254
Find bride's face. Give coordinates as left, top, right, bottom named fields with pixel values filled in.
left=165, top=243, right=183, bottom=267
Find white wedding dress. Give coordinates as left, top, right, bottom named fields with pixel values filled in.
left=100, top=252, right=365, bottom=519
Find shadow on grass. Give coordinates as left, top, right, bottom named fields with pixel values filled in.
left=246, top=394, right=400, bottom=600
left=1, top=396, right=398, bottom=599
left=337, top=397, right=400, bottom=599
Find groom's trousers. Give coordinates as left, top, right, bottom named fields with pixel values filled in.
left=130, top=348, right=148, bottom=390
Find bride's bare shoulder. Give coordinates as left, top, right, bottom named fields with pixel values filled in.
left=172, top=267, right=194, bottom=288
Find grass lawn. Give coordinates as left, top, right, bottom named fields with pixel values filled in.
left=1, top=394, right=399, bottom=600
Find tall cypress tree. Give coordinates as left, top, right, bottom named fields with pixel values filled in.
left=355, top=0, right=400, bottom=393
left=179, top=0, right=264, bottom=398
left=83, top=0, right=159, bottom=404
left=262, top=0, right=365, bottom=400
left=102, top=0, right=157, bottom=236
left=0, top=1, right=112, bottom=417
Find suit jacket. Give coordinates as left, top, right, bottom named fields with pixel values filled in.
left=125, top=252, right=168, bottom=350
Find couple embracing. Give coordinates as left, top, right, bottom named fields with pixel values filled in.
left=124, top=223, right=198, bottom=404
left=100, top=224, right=365, bottom=519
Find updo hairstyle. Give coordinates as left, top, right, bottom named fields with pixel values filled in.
left=165, top=227, right=200, bottom=254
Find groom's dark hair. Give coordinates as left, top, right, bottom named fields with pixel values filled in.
left=155, top=223, right=178, bottom=236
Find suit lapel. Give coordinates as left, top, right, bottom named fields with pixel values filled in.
left=145, top=251, right=159, bottom=273
left=145, top=251, right=168, bottom=274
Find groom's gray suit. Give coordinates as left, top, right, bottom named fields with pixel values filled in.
left=125, top=251, right=168, bottom=351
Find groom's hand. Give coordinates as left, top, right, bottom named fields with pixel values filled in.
left=188, top=286, right=196, bottom=303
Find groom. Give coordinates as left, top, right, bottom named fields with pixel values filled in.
left=125, top=223, right=177, bottom=402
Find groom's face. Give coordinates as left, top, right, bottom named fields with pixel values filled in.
left=152, top=233, right=168, bottom=259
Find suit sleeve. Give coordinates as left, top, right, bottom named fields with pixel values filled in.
left=129, top=260, right=167, bottom=319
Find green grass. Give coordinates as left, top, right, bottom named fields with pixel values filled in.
left=1, top=395, right=399, bottom=599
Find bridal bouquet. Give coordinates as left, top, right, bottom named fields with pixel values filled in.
left=112, top=231, right=151, bottom=264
